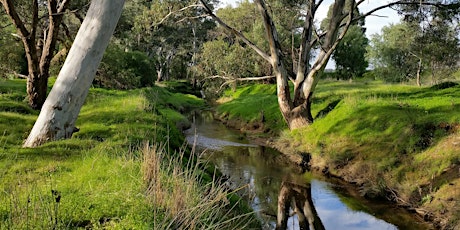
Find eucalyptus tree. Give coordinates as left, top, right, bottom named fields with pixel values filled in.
left=0, top=0, right=72, bottom=109
left=200, top=0, right=459, bottom=129
left=23, top=0, right=124, bottom=147
left=367, top=19, right=459, bottom=85
left=131, top=0, right=216, bottom=82
left=196, top=1, right=274, bottom=86
left=418, top=18, right=459, bottom=84
left=333, top=25, right=368, bottom=79
left=366, top=23, right=420, bottom=83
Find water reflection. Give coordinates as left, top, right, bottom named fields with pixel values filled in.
left=276, top=180, right=324, bottom=230
left=185, top=112, right=429, bottom=230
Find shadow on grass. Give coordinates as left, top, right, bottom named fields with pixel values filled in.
left=315, top=99, right=341, bottom=119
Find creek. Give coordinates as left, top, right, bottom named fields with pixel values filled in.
left=184, top=111, right=431, bottom=230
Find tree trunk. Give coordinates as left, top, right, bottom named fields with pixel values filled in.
left=201, top=0, right=354, bottom=130
left=26, top=72, right=49, bottom=110
left=23, top=0, right=125, bottom=148
left=416, top=57, right=422, bottom=87
left=1, top=0, right=71, bottom=110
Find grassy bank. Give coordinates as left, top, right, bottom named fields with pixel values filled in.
left=0, top=79, right=257, bottom=229
left=216, top=80, right=460, bottom=228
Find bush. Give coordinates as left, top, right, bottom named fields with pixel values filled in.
left=0, top=29, right=27, bottom=78
left=96, top=43, right=156, bottom=89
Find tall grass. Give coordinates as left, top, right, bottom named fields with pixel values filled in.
left=142, top=142, right=257, bottom=229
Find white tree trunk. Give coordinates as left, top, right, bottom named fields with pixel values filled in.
left=23, top=0, right=125, bottom=147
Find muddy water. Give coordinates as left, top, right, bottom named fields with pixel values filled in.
left=184, top=111, right=430, bottom=230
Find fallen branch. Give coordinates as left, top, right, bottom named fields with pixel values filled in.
left=205, top=75, right=275, bottom=91
left=206, top=75, right=275, bottom=81
left=13, top=71, right=28, bottom=79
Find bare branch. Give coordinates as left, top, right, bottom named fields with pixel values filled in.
left=13, top=71, right=28, bottom=79
left=314, top=0, right=325, bottom=12
left=206, top=75, right=275, bottom=81
left=205, top=75, right=275, bottom=92
left=354, top=0, right=457, bottom=23
left=153, top=4, right=201, bottom=28
left=199, top=0, right=272, bottom=63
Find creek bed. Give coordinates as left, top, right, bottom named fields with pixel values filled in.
left=185, top=111, right=430, bottom=230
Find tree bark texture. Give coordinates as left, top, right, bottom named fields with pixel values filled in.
left=23, top=0, right=125, bottom=147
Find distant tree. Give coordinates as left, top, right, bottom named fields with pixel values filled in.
left=0, top=10, right=26, bottom=77
left=367, top=18, right=459, bottom=85
left=419, top=18, right=459, bottom=84
left=195, top=1, right=273, bottom=87
left=23, top=0, right=124, bottom=147
left=130, top=0, right=216, bottom=83
left=366, top=23, right=420, bottom=83
left=333, top=25, right=368, bottom=79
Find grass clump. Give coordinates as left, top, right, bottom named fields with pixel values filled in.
left=0, top=79, right=255, bottom=229
left=143, top=143, right=257, bottom=229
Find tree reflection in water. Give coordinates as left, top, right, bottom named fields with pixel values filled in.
left=276, top=181, right=325, bottom=230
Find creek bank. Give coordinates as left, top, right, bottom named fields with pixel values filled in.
left=212, top=81, right=460, bottom=229
left=213, top=109, right=455, bottom=229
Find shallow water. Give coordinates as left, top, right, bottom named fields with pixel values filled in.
left=184, top=112, right=430, bottom=230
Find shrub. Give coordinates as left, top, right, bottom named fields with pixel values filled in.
left=96, top=43, right=155, bottom=89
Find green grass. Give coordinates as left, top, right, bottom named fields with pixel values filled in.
left=0, top=79, right=257, bottom=229
left=216, top=84, right=286, bottom=133
left=216, top=79, right=460, bottom=227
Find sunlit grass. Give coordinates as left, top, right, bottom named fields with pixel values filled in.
left=0, top=79, right=253, bottom=229
left=217, top=79, right=460, bottom=226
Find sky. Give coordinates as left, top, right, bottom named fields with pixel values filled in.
left=218, top=0, right=402, bottom=37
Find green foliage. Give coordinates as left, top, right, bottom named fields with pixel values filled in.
left=0, top=79, right=253, bottom=229
left=97, top=43, right=156, bottom=89
left=367, top=23, right=420, bottom=82
left=0, top=14, right=27, bottom=78
left=333, top=25, right=368, bottom=79
left=196, top=0, right=300, bottom=91
left=129, top=0, right=216, bottom=82
left=367, top=20, right=460, bottom=84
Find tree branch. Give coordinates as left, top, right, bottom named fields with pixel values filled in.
left=354, top=0, right=457, bottom=23
left=153, top=4, right=201, bottom=28
left=205, top=75, right=275, bottom=91
left=199, top=0, right=272, bottom=63
left=0, top=0, right=31, bottom=39
left=206, top=75, right=275, bottom=81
